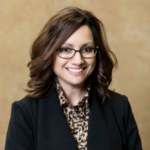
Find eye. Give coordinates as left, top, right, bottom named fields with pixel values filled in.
left=82, top=47, right=93, bottom=52
left=59, top=48, right=71, bottom=52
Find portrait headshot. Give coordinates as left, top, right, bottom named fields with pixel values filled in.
left=1, top=1, right=149, bottom=150
left=4, top=6, right=143, bottom=150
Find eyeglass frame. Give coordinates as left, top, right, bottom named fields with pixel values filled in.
left=55, top=48, right=98, bottom=59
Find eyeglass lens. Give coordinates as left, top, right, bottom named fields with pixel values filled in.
left=57, top=48, right=96, bottom=58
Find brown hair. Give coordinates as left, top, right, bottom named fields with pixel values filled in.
left=25, top=6, right=117, bottom=103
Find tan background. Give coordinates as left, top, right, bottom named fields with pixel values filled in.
left=0, top=0, right=150, bottom=149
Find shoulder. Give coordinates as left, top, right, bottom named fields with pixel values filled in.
left=11, top=96, right=39, bottom=122
left=105, top=92, right=132, bottom=121
left=108, top=92, right=129, bottom=108
left=105, top=91, right=130, bottom=107
left=12, top=96, right=37, bottom=111
left=11, top=87, right=56, bottom=117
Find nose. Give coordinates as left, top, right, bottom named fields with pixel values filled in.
left=71, top=51, right=84, bottom=65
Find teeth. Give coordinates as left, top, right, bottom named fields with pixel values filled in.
left=68, top=68, right=84, bottom=73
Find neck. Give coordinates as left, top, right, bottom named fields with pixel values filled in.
left=56, top=79, right=86, bottom=106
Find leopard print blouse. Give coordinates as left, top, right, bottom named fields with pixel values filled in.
left=55, top=81, right=91, bottom=150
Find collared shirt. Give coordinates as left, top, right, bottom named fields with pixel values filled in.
left=55, top=81, right=91, bottom=150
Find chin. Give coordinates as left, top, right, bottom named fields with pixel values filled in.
left=68, top=79, right=86, bottom=86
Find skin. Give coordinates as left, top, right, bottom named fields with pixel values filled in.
left=53, top=25, right=96, bottom=106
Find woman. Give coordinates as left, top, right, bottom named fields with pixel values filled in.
left=5, top=6, right=142, bottom=150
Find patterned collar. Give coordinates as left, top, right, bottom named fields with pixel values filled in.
left=55, top=80, right=91, bottom=111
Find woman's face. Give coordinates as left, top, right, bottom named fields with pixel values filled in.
left=53, top=25, right=96, bottom=88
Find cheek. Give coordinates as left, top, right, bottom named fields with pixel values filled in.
left=53, top=56, right=68, bottom=73
left=86, top=58, right=96, bottom=76
left=90, top=58, right=96, bottom=71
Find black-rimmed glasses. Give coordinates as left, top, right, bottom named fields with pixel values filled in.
left=56, top=47, right=98, bottom=59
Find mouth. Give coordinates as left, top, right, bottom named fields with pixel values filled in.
left=66, top=67, right=86, bottom=73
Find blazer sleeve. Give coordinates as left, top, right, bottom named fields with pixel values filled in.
left=5, top=101, right=35, bottom=150
left=123, top=95, right=142, bottom=150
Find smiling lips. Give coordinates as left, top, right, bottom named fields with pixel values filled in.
left=68, top=68, right=84, bottom=73
left=66, top=67, right=86, bottom=75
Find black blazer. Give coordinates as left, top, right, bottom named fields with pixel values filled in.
left=5, top=87, right=142, bottom=150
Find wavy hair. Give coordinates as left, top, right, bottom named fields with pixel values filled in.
left=25, top=6, right=117, bottom=103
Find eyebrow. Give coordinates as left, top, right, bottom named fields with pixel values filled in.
left=62, top=42, right=94, bottom=47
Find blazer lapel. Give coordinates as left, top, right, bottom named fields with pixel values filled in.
left=87, top=89, right=122, bottom=150
left=37, top=87, right=78, bottom=150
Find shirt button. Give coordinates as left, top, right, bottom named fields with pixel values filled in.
left=74, top=113, right=78, bottom=117
left=78, top=131, right=82, bottom=136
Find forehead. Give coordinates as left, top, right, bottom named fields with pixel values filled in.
left=63, top=25, right=94, bottom=47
